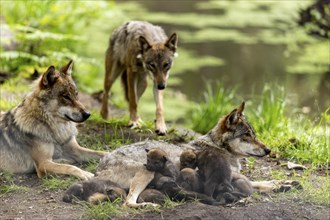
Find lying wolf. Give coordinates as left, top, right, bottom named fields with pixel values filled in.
left=95, top=102, right=300, bottom=207
left=0, top=61, right=107, bottom=180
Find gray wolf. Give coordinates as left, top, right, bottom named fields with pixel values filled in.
left=63, top=179, right=127, bottom=204
left=95, top=102, right=300, bottom=207
left=100, top=21, right=178, bottom=135
left=0, top=60, right=107, bottom=180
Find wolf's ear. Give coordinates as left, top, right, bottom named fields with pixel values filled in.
left=226, top=109, right=239, bottom=128
left=145, top=149, right=150, bottom=153
left=226, top=101, right=245, bottom=127
left=60, top=60, right=73, bottom=76
left=165, top=33, right=178, bottom=53
left=40, top=66, right=58, bottom=89
left=139, top=36, right=151, bottom=54
left=237, top=101, right=245, bottom=115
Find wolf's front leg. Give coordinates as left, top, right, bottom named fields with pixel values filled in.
left=65, top=137, right=107, bottom=162
left=127, top=68, right=142, bottom=129
left=153, top=87, right=167, bottom=135
left=251, top=180, right=302, bottom=193
left=123, top=169, right=158, bottom=208
left=32, top=142, right=95, bottom=180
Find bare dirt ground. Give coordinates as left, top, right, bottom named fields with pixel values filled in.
left=0, top=94, right=329, bottom=220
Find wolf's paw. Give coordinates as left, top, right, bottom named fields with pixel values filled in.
left=273, top=180, right=303, bottom=193
left=128, top=119, right=143, bottom=129
left=123, top=201, right=159, bottom=208
left=155, top=120, right=167, bottom=136
left=79, top=171, right=95, bottom=180
left=100, top=107, right=109, bottom=120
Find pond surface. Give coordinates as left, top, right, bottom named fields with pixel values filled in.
left=118, top=0, right=329, bottom=115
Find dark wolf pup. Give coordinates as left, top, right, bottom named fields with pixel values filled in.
left=143, top=148, right=219, bottom=205
left=63, top=179, right=127, bottom=204
left=100, top=21, right=178, bottom=135
left=0, top=60, right=107, bottom=180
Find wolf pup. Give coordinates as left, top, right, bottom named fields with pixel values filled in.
left=0, top=60, right=107, bottom=180
left=178, top=147, right=244, bottom=204
left=144, top=148, right=179, bottom=188
left=143, top=148, right=219, bottom=205
left=63, top=179, right=127, bottom=204
left=100, top=21, right=178, bottom=135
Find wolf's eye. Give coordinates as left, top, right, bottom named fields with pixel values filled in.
left=62, top=95, right=71, bottom=101
left=148, top=63, right=156, bottom=70
left=163, top=62, right=170, bottom=69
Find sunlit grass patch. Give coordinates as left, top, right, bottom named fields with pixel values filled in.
left=0, top=184, right=28, bottom=194
left=271, top=170, right=330, bottom=206
left=81, top=199, right=130, bottom=220
left=41, top=175, right=78, bottom=191
left=0, top=172, right=28, bottom=194
left=189, top=82, right=237, bottom=134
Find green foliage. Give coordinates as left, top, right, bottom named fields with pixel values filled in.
left=247, top=84, right=287, bottom=134
left=0, top=184, right=28, bottom=194
left=0, top=172, right=28, bottom=194
left=41, top=175, right=78, bottom=191
left=82, top=199, right=128, bottom=220
left=0, top=0, right=116, bottom=92
left=189, top=82, right=237, bottom=134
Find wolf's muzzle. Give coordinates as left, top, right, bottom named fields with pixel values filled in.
left=157, top=82, right=166, bottom=90
left=264, top=148, right=271, bottom=155
left=82, top=111, right=91, bottom=121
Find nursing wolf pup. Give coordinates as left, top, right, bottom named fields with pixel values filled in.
left=179, top=148, right=248, bottom=204
left=96, top=102, right=300, bottom=208
left=0, top=60, right=107, bottom=180
left=63, top=179, right=127, bottom=204
left=143, top=147, right=219, bottom=205
left=144, top=148, right=179, bottom=188
left=100, top=21, right=178, bottom=135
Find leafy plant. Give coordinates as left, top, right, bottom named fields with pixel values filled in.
left=189, top=82, right=237, bottom=134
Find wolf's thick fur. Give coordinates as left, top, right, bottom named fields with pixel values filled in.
left=0, top=61, right=107, bottom=180
left=95, top=102, right=300, bottom=207
left=179, top=148, right=248, bottom=204
left=63, top=179, right=127, bottom=204
left=100, top=21, right=178, bottom=135
left=145, top=148, right=180, bottom=187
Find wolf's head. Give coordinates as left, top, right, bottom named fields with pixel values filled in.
left=209, top=102, right=271, bottom=157
left=37, top=60, right=90, bottom=123
left=144, top=148, right=168, bottom=172
left=138, top=33, right=178, bottom=90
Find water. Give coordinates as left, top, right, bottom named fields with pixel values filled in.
left=118, top=0, right=329, bottom=115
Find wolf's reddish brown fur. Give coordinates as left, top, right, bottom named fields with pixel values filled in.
left=100, top=21, right=178, bottom=135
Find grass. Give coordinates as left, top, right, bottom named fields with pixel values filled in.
left=41, top=175, right=79, bottom=191
left=189, top=82, right=238, bottom=134
left=81, top=199, right=128, bottom=220
left=268, top=169, right=330, bottom=206
left=0, top=172, right=28, bottom=194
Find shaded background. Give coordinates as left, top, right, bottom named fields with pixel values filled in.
left=1, top=0, right=329, bottom=124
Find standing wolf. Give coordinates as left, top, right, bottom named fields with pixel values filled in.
left=100, top=21, right=178, bottom=135
left=0, top=61, right=107, bottom=180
